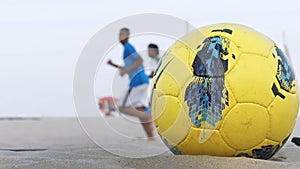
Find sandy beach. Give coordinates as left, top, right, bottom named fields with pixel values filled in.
left=0, top=117, right=299, bottom=169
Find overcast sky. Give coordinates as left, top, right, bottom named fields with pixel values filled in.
left=0, top=0, right=299, bottom=117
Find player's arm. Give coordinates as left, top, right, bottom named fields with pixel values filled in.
left=107, top=59, right=124, bottom=69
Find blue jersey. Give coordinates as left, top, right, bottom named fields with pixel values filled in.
left=123, top=42, right=149, bottom=88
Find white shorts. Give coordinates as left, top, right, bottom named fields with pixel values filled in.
left=118, top=84, right=149, bottom=108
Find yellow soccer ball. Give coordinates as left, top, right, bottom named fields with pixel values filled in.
left=151, top=23, right=299, bottom=159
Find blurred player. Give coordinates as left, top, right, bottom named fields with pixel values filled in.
left=107, top=28, right=154, bottom=140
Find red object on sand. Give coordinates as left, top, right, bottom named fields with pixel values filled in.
left=98, top=97, right=118, bottom=116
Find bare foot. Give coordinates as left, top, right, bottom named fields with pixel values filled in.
left=148, top=137, right=155, bottom=141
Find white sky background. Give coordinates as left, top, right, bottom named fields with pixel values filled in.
left=0, top=0, right=299, bottom=117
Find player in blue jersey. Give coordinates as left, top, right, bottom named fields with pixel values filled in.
left=108, top=28, right=154, bottom=140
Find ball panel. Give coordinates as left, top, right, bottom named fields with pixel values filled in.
left=150, top=88, right=163, bottom=119
left=220, top=103, right=269, bottom=150
left=151, top=47, right=193, bottom=98
left=153, top=70, right=180, bottom=97
left=169, top=46, right=192, bottom=71
left=217, top=80, right=238, bottom=128
left=156, top=48, right=174, bottom=68
left=223, top=37, right=241, bottom=76
left=226, top=54, right=275, bottom=107
left=177, top=128, right=236, bottom=156
left=236, top=139, right=280, bottom=160
left=267, top=91, right=298, bottom=142
left=265, top=47, right=279, bottom=74
left=154, top=95, right=191, bottom=145
left=163, top=53, right=193, bottom=91
left=159, top=108, right=192, bottom=146
left=297, top=82, right=299, bottom=104
left=220, top=23, right=274, bottom=57
left=153, top=95, right=180, bottom=132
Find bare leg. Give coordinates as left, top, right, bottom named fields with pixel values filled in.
left=136, top=107, right=154, bottom=141
left=118, top=106, right=154, bottom=140
left=118, top=106, right=151, bottom=122
left=140, top=122, right=155, bottom=141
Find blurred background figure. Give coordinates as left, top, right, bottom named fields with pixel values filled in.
left=147, top=43, right=160, bottom=78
